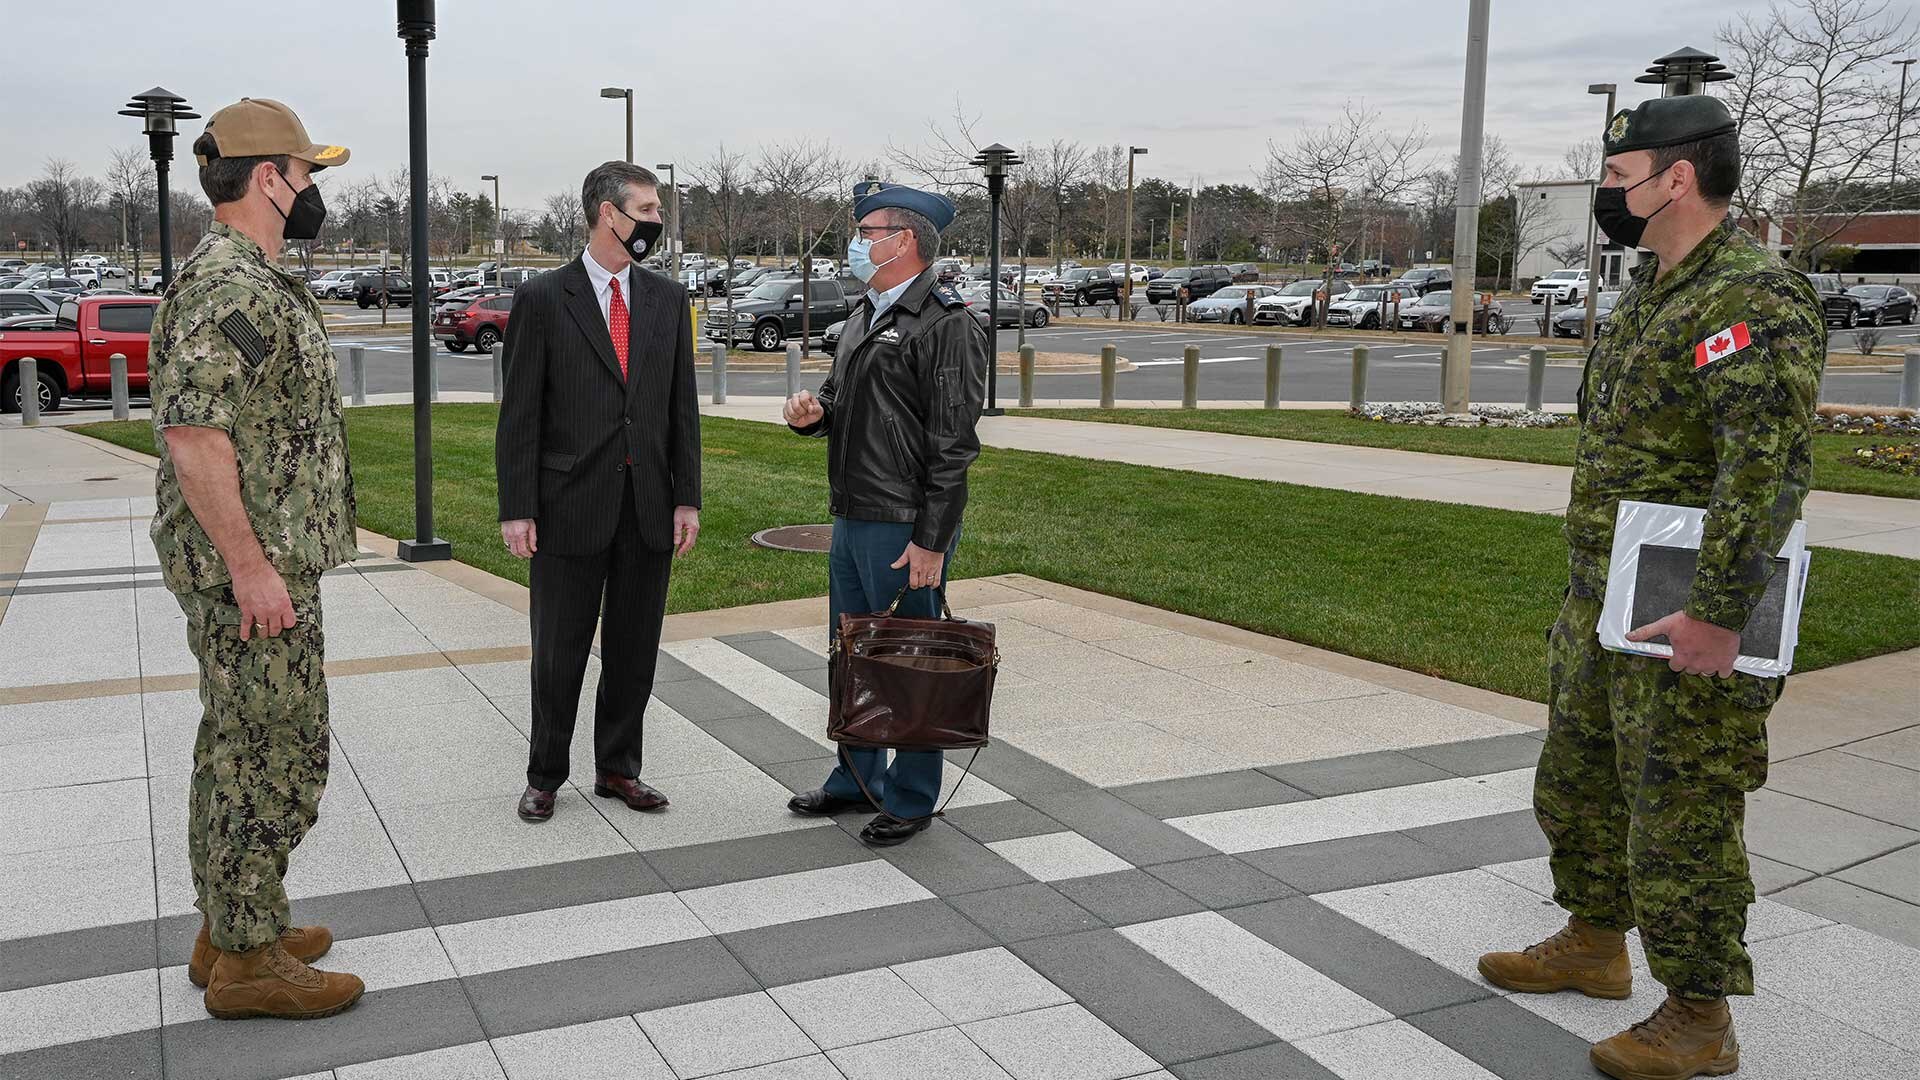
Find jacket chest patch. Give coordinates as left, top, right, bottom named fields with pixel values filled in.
left=876, top=327, right=902, bottom=344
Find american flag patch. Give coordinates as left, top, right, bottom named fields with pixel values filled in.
left=1694, top=322, right=1751, bottom=368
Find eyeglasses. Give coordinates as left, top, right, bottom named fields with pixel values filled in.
left=851, top=225, right=907, bottom=239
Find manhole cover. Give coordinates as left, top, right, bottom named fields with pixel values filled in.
left=751, top=524, right=834, bottom=553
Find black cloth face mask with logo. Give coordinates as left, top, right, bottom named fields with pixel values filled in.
left=614, top=206, right=664, bottom=260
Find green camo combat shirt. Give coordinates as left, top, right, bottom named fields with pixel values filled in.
left=1566, top=220, right=1825, bottom=632
left=149, top=222, right=357, bottom=593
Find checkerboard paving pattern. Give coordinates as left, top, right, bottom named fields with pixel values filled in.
left=1, top=502, right=1915, bottom=1079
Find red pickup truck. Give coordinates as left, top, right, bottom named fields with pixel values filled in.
left=0, top=295, right=160, bottom=413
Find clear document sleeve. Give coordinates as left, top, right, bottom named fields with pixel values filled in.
left=1598, top=500, right=1809, bottom=679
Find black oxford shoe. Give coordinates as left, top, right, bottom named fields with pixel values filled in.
left=859, top=813, right=932, bottom=847
left=787, top=788, right=878, bottom=817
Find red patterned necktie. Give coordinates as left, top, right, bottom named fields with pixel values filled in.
left=608, top=276, right=630, bottom=381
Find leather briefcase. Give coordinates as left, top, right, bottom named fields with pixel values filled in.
left=827, top=587, right=996, bottom=819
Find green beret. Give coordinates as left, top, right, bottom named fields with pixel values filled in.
left=1603, top=96, right=1737, bottom=156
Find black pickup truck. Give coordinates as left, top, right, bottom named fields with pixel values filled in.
left=1042, top=266, right=1122, bottom=306
left=705, top=274, right=864, bottom=351
left=1146, top=265, right=1233, bottom=304
left=354, top=272, right=413, bottom=309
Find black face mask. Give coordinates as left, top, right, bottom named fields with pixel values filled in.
left=270, top=168, right=327, bottom=241
left=613, top=206, right=664, bottom=260
left=1592, top=164, right=1673, bottom=249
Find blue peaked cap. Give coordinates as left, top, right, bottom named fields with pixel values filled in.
left=852, top=182, right=957, bottom=230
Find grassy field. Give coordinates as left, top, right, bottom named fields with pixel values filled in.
left=1015, top=409, right=1920, bottom=501
left=75, top=409, right=1920, bottom=703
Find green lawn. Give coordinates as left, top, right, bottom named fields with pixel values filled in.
left=76, top=408, right=1920, bottom=703
left=1015, top=409, right=1920, bottom=500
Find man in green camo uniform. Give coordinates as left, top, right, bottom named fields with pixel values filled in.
left=1477, top=96, right=1825, bottom=1080
left=150, top=98, right=364, bottom=1020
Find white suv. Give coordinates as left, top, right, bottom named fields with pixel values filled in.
left=1530, top=268, right=1589, bottom=304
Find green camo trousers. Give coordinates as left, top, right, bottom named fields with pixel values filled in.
left=178, top=575, right=329, bottom=953
left=1535, top=591, right=1775, bottom=999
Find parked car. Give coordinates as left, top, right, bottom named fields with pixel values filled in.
left=964, top=263, right=1021, bottom=288
left=0, top=259, right=27, bottom=272
left=1806, top=273, right=1864, bottom=328
left=1186, top=284, right=1279, bottom=324
left=1226, top=263, right=1261, bottom=283
left=1042, top=267, right=1122, bottom=306
left=1844, top=284, right=1916, bottom=326
left=0, top=294, right=160, bottom=413
left=473, top=267, right=542, bottom=289
left=139, top=270, right=165, bottom=293
left=1551, top=291, right=1622, bottom=337
left=1023, top=266, right=1057, bottom=285
left=308, top=269, right=361, bottom=298
left=960, top=285, right=1051, bottom=329
left=1146, top=265, right=1234, bottom=304
left=0, top=276, right=26, bottom=290
left=706, top=275, right=864, bottom=351
left=1326, top=284, right=1415, bottom=329
left=1385, top=267, right=1452, bottom=297
left=727, top=265, right=788, bottom=297
left=1530, top=268, right=1590, bottom=305
left=1254, top=278, right=1352, bottom=325
left=354, top=272, right=412, bottom=308
left=933, top=258, right=968, bottom=284
left=1398, top=290, right=1504, bottom=333
left=0, top=290, right=61, bottom=318
left=17, top=276, right=83, bottom=294
left=434, top=292, right=515, bottom=352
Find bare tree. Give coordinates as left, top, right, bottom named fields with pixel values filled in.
left=887, top=97, right=993, bottom=198
left=105, top=146, right=156, bottom=281
left=1720, top=0, right=1918, bottom=268
left=28, top=159, right=102, bottom=272
left=691, top=143, right=754, bottom=323
left=756, top=138, right=854, bottom=356
left=1263, top=104, right=1427, bottom=325
left=1562, top=139, right=1602, bottom=181
left=1031, top=140, right=1090, bottom=273
left=1506, top=172, right=1576, bottom=291
left=539, top=190, right=585, bottom=254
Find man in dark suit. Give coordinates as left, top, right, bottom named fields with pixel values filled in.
left=496, top=161, right=701, bottom=823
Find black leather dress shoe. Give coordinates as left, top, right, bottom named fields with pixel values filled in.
left=787, top=788, right=878, bottom=817
left=859, top=813, right=932, bottom=847
left=517, top=786, right=555, bottom=823
left=594, top=774, right=670, bottom=811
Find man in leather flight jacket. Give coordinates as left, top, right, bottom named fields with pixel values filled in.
left=782, top=182, right=988, bottom=847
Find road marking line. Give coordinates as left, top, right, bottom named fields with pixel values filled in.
left=1131, top=356, right=1259, bottom=367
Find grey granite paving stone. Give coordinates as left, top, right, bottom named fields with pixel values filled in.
left=0, top=1029, right=161, bottom=1080
left=890, top=947, right=1075, bottom=1025
left=643, top=824, right=875, bottom=892
left=636, top=992, right=818, bottom=1078
left=718, top=632, right=825, bottom=673
left=1750, top=853, right=1818, bottom=895
left=0, top=916, right=154, bottom=993
left=720, top=898, right=993, bottom=988
left=944, top=800, right=1069, bottom=845
left=950, top=742, right=1094, bottom=802
left=464, top=937, right=758, bottom=1039
left=1053, top=869, right=1207, bottom=926
left=1021, top=789, right=1220, bottom=867
left=413, top=853, right=665, bottom=928
left=859, top=820, right=1037, bottom=897
left=1402, top=732, right=1547, bottom=777
left=1109, top=770, right=1311, bottom=821
left=1141, top=856, right=1296, bottom=910
left=1399, top=809, right=1552, bottom=867
left=1225, top=897, right=1493, bottom=1017
left=757, top=756, right=844, bottom=796
left=1769, top=750, right=1920, bottom=830
left=161, top=981, right=486, bottom=1080
left=1236, top=830, right=1474, bottom=895
left=702, top=715, right=839, bottom=768
left=1010, top=930, right=1275, bottom=1066
left=1745, top=789, right=1920, bottom=873
left=1168, top=1042, right=1340, bottom=1080
left=653, top=677, right=767, bottom=723
left=1833, top=843, right=1920, bottom=904
left=961, top=1003, right=1161, bottom=1080
left=1259, top=750, right=1454, bottom=797
left=767, top=968, right=949, bottom=1051
left=830, top=1027, right=1014, bottom=1080
left=652, top=650, right=703, bottom=684
left=1771, top=877, right=1920, bottom=949
left=946, top=882, right=1107, bottom=943
left=1404, top=996, right=1599, bottom=1080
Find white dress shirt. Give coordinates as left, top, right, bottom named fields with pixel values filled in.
left=867, top=276, right=916, bottom=321
left=581, top=247, right=632, bottom=329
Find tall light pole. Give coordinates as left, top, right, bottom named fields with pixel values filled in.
left=1123, top=146, right=1147, bottom=320
left=396, top=0, right=450, bottom=562
left=1444, top=0, right=1491, bottom=415
left=656, top=162, right=679, bottom=280
left=600, top=87, right=633, bottom=163
left=974, top=143, right=1021, bottom=416
left=1895, top=59, right=1916, bottom=185
left=118, top=87, right=198, bottom=291
left=1583, top=83, right=1616, bottom=348
left=481, top=174, right=501, bottom=279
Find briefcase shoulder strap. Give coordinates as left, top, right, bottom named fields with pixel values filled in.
left=837, top=743, right=982, bottom=826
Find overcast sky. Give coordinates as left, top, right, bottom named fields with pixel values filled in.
left=6, top=0, right=1756, bottom=209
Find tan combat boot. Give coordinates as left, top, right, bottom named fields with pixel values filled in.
left=1477, top=915, right=1632, bottom=998
left=188, top=920, right=334, bottom=988
left=202, top=941, right=364, bottom=1021
left=1590, top=993, right=1739, bottom=1080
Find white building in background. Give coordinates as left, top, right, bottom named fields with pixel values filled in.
left=1515, top=179, right=1645, bottom=290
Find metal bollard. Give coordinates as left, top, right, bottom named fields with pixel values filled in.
left=1526, top=345, right=1546, bottom=412
left=785, top=342, right=802, bottom=399
left=490, top=343, right=504, bottom=404
left=1438, top=346, right=1448, bottom=405
left=18, top=356, right=39, bottom=426
left=1265, top=345, right=1282, bottom=410
left=1100, top=344, right=1117, bottom=409
left=1349, top=346, right=1369, bottom=411
left=1904, top=348, right=1920, bottom=409
left=1182, top=345, right=1199, bottom=409
left=349, top=346, right=368, bottom=407
left=429, top=347, right=440, bottom=403
left=710, top=342, right=727, bottom=405
left=1019, top=344, right=1035, bottom=408
left=110, top=353, right=129, bottom=420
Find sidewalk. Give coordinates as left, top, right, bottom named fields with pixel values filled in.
left=0, top=438, right=1915, bottom=1078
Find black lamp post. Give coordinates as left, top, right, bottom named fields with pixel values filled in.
left=396, top=0, right=451, bottom=562
left=118, top=88, right=198, bottom=291
left=1635, top=46, right=1733, bottom=97
left=972, top=143, right=1021, bottom=416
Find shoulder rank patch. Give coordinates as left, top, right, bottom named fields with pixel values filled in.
left=1694, top=322, right=1750, bottom=368
left=217, top=310, right=271, bottom=366
left=932, top=284, right=965, bottom=309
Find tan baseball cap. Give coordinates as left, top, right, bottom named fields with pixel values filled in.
left=196, top=98, right=350, bottom=169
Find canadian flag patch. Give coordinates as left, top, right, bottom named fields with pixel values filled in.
left=1694, top=322, right=1751, bottom=368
